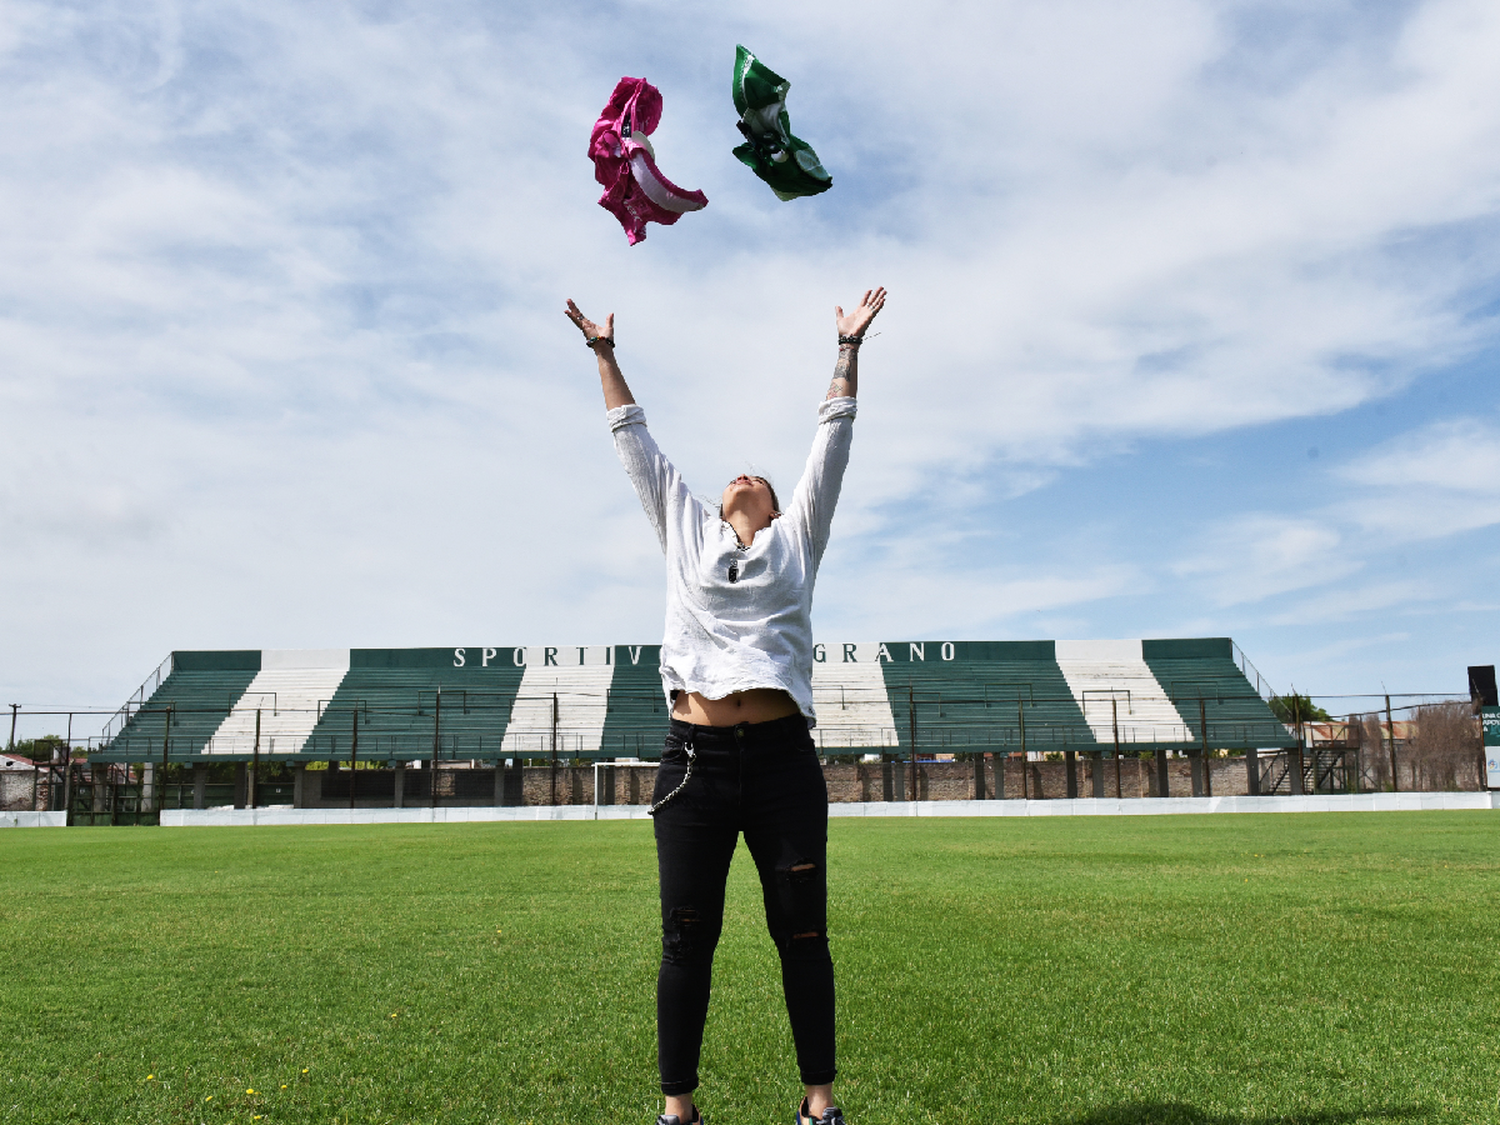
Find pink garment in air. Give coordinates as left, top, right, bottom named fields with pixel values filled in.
left=590, top=77, right=708, bottom=245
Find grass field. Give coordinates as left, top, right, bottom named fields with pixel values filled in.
left=2, top=813, right=1498, bottom=1125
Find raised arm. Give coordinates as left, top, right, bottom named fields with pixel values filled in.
left=565, top=299, right=634, bottom=409
left=825, top=286, right=886, bottom=400
left=565, top=298, right=701, bottom=551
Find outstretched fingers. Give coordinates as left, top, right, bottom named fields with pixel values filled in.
left=564, top=298, right=611, bottom=341
left=834, top=286, right=887, bottom=338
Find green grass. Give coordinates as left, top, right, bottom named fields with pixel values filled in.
left=2, top=813, right=1498, bottom=1124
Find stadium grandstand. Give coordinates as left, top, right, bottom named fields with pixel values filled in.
left=94, top=637, right=1292, bottom=765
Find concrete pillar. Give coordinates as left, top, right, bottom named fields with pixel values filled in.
left=973, top=754, right=986, bottom=800
left=1065, top=751, right=1077, bottom=798
left=1154, top=748, right=1169, bottom=797
left=1190, top=751, right=1204, bottom=797
left=292, top=764, right=305, bottom=808
left=233, top=763, right=248, bottom=809
left=1289, top=747, right=1305, bottom=795
left=995, top=754, right=1005, bottom=799
left=492, top=761, right=503, bottom=807
left=881, top=756, right=894, bottom=802
left=140, top=762, right=156, bottom=813
left=1091, top=753, right=1106, bottom=798
left=1244, top=747, right=1260, bottom=795
left=193, top=764, right=207, bottom=809
left=91, top=764, right=107, bottom=814
left=395, top=761, right=406, bottom=808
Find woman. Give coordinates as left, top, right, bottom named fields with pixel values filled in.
left=564, top=287, right=885, bottom=1125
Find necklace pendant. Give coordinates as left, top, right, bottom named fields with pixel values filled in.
left=727, top=561, right=739, bottom=584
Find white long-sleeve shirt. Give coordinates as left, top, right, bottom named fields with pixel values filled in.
left=610, top=397, right=857, bottom=726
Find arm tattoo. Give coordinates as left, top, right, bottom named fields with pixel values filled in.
left=826, top=345, right=858, bottom=400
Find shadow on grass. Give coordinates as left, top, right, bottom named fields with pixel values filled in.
left=1069, top=1103, right=1426, bottom=1125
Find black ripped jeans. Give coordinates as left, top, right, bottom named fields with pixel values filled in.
left=652, top=714, right=835, bottom=1096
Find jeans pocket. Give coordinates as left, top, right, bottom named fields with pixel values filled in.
left=652, top=759, right=688, bottom=805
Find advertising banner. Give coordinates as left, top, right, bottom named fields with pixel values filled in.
left=1484, top=707, right=1500, bottom=790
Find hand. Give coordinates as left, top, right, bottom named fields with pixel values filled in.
left=564, top=298, right=614, bottom=343
left=835, top=287, right=886, bottom=339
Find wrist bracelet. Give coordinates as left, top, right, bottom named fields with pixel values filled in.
left=837, top=334, right=863, bottom=347
left=586, top=336, right=615, bottom=350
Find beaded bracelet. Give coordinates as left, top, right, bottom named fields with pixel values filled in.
left=586, top=336, right=615, bottom=350
left=837, top=335, right=863, bottom=346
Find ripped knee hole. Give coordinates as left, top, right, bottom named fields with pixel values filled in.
left=780, top=860, right=819, bottom=885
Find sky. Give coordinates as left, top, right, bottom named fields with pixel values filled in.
left=4, top=0, right=1499, bottom=742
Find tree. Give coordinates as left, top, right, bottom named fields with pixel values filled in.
left=1406, top=703, right=1482, bottom=791
left=7, top=736, right=71, bottom=762
left=1269, top=693, right=1330, bottom=725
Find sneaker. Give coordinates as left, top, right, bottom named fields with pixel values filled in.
left=657, top=1110, right=704, bottom=1125
left=796, top=1098, right=845, bottom=1125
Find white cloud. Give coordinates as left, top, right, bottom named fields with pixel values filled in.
left=1267, top=580, right=1437, bottom=626
left=1173, top=516, right=1359, bottom=607
left=1337, top=417, right=1500, bottom=539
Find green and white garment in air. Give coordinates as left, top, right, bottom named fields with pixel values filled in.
left=731, top=45, right=832, bottom=201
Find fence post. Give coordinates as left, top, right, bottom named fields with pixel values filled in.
left=552, top=693, right=564, bottom=804
left=1112, top=698, right=1123, bottom=798
left=1199, top=698, right=1212, bottom=798
left=349, top=709, right=359, bottom=811
left=1385, top=694, right=1399, bottom=791
left=62, top=715, right=75, bottom=823
left=1018, top=701, right=1028, bottom=799
left=249, top=709, right=261, bottom=810
left=151, top=705, right=171, bottom=814
left=908, top=686, right=918, bottom=801
left=431, top=688, right=442, bottom=808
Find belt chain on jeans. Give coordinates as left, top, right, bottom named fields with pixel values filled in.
left=648, top=739, right=696, bottom=816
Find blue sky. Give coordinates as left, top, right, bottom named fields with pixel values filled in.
left=4, top=0, right=1499, bottom=739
